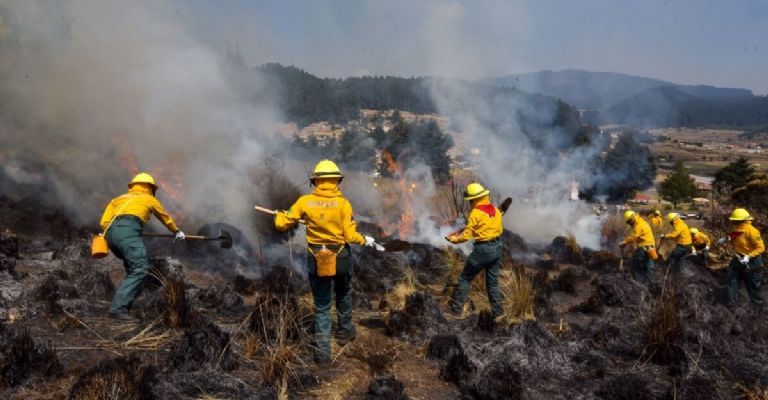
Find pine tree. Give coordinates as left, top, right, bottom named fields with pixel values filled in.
left=658, top=161, right=698, bottom=208
left=713, top=157, right=756, bottom=191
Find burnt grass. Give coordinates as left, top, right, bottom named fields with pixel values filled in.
left=2, top=198, right=768, bottom=399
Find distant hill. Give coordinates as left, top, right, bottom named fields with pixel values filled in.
left=477, top=69, right=753, bottom=110
left=597, top=86, right=768, bottom=128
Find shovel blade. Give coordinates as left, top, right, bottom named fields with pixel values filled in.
left=217, top=230, right=233, bottom=249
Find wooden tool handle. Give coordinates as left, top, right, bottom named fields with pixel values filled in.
left=254, top=205, right=306, bottom=224
left=142, top=233, right=207, bottom=240
left=254, top=205, right=278, bottom=215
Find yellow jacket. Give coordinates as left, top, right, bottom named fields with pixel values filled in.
left=99, top=185, right=179, bottom=232
left=275, top=181, right=365, bottom=246
left=622, top=215, right=655, bottom=247
left=692, top=232, right=711, bottom=248
left=665, top=219, right=692, bottom=246
left=730, top=221, right=765, bottom=258
left=449, top=198, right=503, bottom=243
left=648, top=215, right=664, bottom=234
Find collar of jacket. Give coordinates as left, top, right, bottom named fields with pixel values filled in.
left=128, top=185, right=153, bottom=196
left=473, top=199, right=496, bottom=217
left=733, top=221, right=753, bottom=232
left=312, top=181, right=342, bottom=198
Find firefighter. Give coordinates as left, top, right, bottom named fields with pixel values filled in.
left=620, top=210, right=656, bottom=285
left=275, top=160, right=375, bottom=364
left=660, top=213, right=693, bottom=274
left=648, top=209, right=664, bottom=235
left=446, top=183, right=504, bottom=318
left=689, top=228, right=711, bottom=267
left=719, top=208, right=765, bottom=309
left=99, top=173, right=185, bottom=320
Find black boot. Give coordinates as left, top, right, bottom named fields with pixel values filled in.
left=108, top=310, right=137, bottom=322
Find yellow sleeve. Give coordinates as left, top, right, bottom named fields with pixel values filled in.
left=665, top=224, right=682, bottom=240
left=151, top=197, right=179, bottom=233
left=452, top=210, right=479, bottom=244
left=622, top=224, right=639, bottom=245
left=99, top=199, right=116, bottom=231
left=341, top=200, right=365, bottom=245
left=703, top=234, right=711, bottom=246
left=748, top=229, right=765, bottom=258
left=275, top=197, right=304, bottom=231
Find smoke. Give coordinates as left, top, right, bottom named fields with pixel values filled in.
left=418, top=2, right=604, bottom=248
left=0, top=0, right=280, bottom=234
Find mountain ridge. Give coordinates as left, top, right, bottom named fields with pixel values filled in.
left=477, top=69, right=753, bottom=109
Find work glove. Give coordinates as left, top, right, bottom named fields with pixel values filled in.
left=740, top=254, right=750, bottom=265
left=174, top=231, right=186, bottom=241
left=691, top=248, right=697, bottom=256
left=716, top=237, right=727, bottom=245
left=364, top=236, right=376, bottom=247
left=704, top=246, right=710, bottom=251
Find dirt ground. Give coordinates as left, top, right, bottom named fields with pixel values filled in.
left=2, top=197, right=768, bottom=399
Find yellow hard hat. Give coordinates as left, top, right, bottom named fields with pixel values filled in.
left=463, top=182, right=490, bottom=201
left=311, top=159, right=343, bottom=184
left=666, top=212, right=680, bottom=222
left=653, top=210, right=662, bottom=216
left=623, top=210, right=636, bottom=222
left=128, top=172, right=158, bottom=190
left=729, top=208, right=753, bottom=221
left=690, top=228, right=699, bottom=235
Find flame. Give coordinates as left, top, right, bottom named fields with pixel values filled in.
left=114, top=131, right=139, bottom=175
left=113, top=131, right=188, bottom=224
left=380, top=150, right=414, bottom=239
left=154, top=154, right=188, bottom=224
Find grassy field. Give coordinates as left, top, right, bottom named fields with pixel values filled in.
left=646, top=127, right=768, bottom=176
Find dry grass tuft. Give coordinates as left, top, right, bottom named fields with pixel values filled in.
left=386, top=267, right=419, bottom=310
left=68, top=356, right=153, bottom=400
left=497, top=265, right=535, bottom=326
left=245, top=296, right=309, bottom=398
left=738, top=384, right=768, bottom=400
left=441, top=248, right=465, bottom=287
left=148, top=269, right=189, bottom=329
left=643, top=282, right=682, bottom=365
left=601, top=214, right=628, bottom=249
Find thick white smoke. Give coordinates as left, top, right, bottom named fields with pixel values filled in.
left=0, top=0, right=279, bottom=234
left=420, top=2, right=603, bottom=248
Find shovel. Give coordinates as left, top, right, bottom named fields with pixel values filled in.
left=142, top=230, right=233, bottom=249
left=254, top=205, right=386, bottom=251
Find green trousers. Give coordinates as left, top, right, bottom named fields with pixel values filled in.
left=307, top=246, right=353, bottom=361
left=106, top=216, right=150, bottom=313
left=631, top=247, right=654, bottom=285
left=727, top=255, right=764, bottom=308
left=668, top=244, right=692, bottom=274
left=450, top=240, right=504, bottom=317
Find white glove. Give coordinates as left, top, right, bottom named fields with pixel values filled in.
left=174, top=231, right=186, bottom=241
left=704, top=246, right=710, bottom=251
left=740, top=254, right=750, bottom=265
left=660, top=234, right=665, bottom=239
left=691, top=248, right=697, bottom=256
left=716, top=237, right=727, bottom=245
left=364, top=236, right=375, bottom=247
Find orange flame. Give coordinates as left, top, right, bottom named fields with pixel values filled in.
left=113, top=131, right=188, bottom=224
left=381, top=150, right=414, bottom=239
left=114, top=131, right=139, bottom=175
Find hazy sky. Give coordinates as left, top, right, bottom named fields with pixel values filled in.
left=179, top=0, right=768, bottom=93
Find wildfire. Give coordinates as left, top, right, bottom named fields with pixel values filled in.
left=380, top=150, right=415, bottom=239
left=113, top=131, right=188, bottom=223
